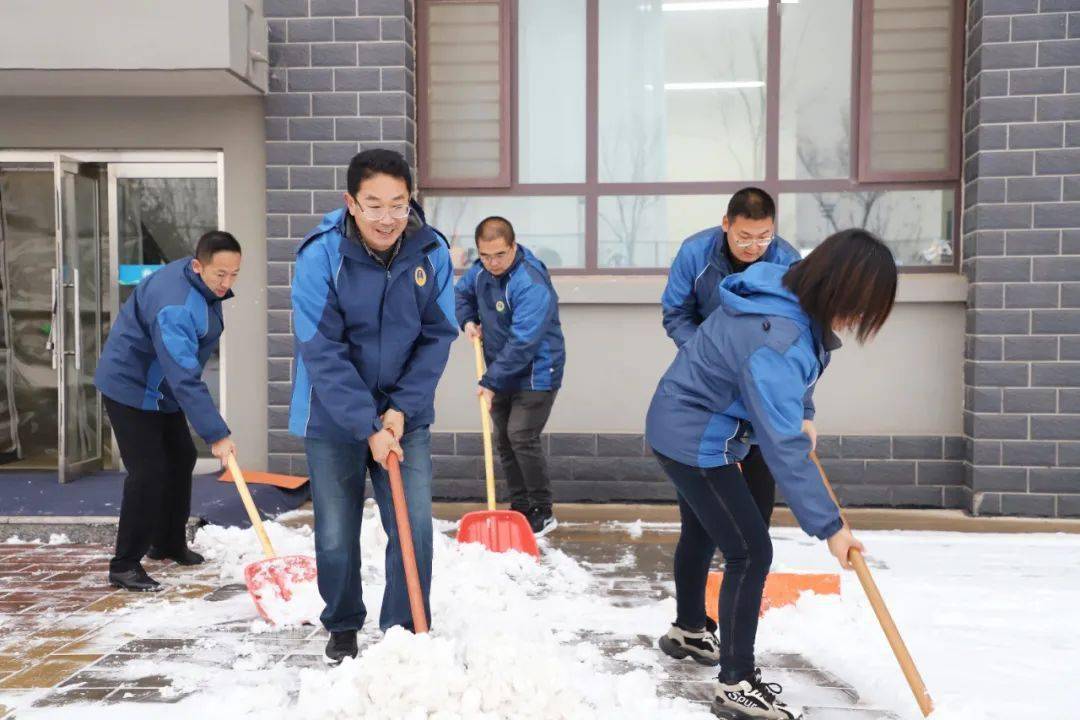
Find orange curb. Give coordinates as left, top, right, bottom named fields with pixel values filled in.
left=705, top=571, right=840, bottom=620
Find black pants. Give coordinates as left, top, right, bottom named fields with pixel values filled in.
left=105, top=397, right=198, bottom=573
left=654, top=449, right=773, bottom=684
left=489, top=389, right=557, bottom=511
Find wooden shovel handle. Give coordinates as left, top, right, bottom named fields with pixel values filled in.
left=386, top=451, right=429, bottom=634
left=472, top=336, right=497, bottom=512
left=227, top=454, right=276, bottom=559
left=811, top=452, right=934, bottom=717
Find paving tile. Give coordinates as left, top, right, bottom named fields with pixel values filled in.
left=0, top=658, right=88, bottom=688
left=32, top=687, right=113, bottom=706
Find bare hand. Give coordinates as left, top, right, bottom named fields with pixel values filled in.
left=381, top=408, right=405, bottom=440
left=211, top=436, right=237, bottom=467
left=477, top=386, right=494, bottom=412
left=802, top=419, right=818, bottom=452
left=464, top=322, right=483, bottom=340
left=826, top=525, right=864, bottom=570
left=368, top=428, right=403, bottom=469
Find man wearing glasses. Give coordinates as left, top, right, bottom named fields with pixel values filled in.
left=455, top=217, right=565, bottom=537
left=656, top=187, right=816, bottom=666
left=289, top=149, right=457, bottom=666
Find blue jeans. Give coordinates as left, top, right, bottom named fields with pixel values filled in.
left=305, top=426, right=433, bottom=633
left=653, top=450, right=773, bottom=684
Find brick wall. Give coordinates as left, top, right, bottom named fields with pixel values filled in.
left=264, top=0, right=417, bottom=474
left=962, top=0, right=1080, bottom=518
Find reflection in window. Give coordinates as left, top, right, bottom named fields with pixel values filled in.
left=599, top=0, right=767, bottom=182
left=424, top=196, right=586, bottom=269
left=778, top=190, right=955, bottom=266
left=598, top=195, right=728, bottom=268
left=779, top=0, right=853, bottom=179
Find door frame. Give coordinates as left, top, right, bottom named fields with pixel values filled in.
left=0, top=150, right=227, bottom=475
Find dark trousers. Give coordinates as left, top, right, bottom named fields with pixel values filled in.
left=489, top=389, right=557, bottom=511
left=654, top=449, right=773, bottom=684
left=105, top=396, right=198, bottom=573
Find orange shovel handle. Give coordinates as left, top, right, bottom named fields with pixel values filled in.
left=386, top=451, right=429, bottom=634
left=811, top=452, right=933, bottom=717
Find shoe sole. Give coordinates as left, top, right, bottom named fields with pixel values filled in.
left=534, top=518, right=558, bottom=538
left=658, top=635, right=720, bottom=666
left=710, top=699, right=801, bottom=720
left=323, top=653, right=358, bottom=667
left=109, top=582, right=163, bottom=593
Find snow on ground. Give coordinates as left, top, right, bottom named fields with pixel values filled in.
left=2, top=533, right=71, bottom=545
left=9, top=509, right=1080, bottom=719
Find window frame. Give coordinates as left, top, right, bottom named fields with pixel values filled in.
left=417, top=0, right=963, bottom=275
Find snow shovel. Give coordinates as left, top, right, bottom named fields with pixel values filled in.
left=385, top=451, right=428, bottom=633
left=811, top=451, right=934, bottom=717
left=227, top=455, right=318, bottom=624
left=456, top=336, right=540, bottom=557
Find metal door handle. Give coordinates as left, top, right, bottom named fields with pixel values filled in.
left=48, top=268, right=58, bottom=370
left=73, top=268, right=81, bottom=371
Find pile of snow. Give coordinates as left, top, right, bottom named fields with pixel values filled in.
left=2, top=533, right=71, bottom=545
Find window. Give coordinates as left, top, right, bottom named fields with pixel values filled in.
left=418, top=0, right=963, bottom=272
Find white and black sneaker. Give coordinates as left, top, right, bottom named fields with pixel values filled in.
left=527, top=506, right=558, bottom=537
left=712, top=669, right=802, bottom=719
left=658, top=618, right=721, bottom=666
left=323, top=630, right=358, bottom=666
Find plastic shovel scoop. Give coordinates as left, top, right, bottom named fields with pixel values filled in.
left=226, top=455, right=319, bottom=624
left=456, top=336, right=539, bottom=558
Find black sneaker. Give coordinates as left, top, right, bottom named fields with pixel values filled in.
left=658, top=617, right=720, bottom=666
left=712, top=668, right=802, bottom=719
left=526, top=506, right=557, bottom=537
left=108, top=566, right=163, bottom=593
left=323, top=630, right=358, bottom=667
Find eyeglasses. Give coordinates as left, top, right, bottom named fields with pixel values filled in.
left=479, top=250, right=512, bottom=263
left=732, top=234, right=775, bottom=249
left=355, top=204, right=410, bottom=222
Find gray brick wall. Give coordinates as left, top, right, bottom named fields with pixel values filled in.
left=429, top=434, right=967, bottom=508
left=963, top=0, right=1080, bottom=518
left=264, top=0, right=416, bottom=475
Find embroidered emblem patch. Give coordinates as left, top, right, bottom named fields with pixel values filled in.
left=414, top=267, right=427, bottom=287
left=495, top=300, right=506, bottom=312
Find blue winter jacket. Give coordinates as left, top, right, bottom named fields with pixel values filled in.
left=645, top=262, right=843, bottom=540
left=454, top=245, right=565, bottom=393
left=288, top=204, right=457, bottom=443
left=662, top=227, right=801, bottom=347
left=94, top=257, right=231, bottom=443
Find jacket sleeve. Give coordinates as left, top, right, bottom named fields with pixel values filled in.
left=293, top=243, right=382, bottom=442
left=480, top=272, right=555, bottom=393
left=738, top=347, right=843, bottom=540
left=150, top=306, right=230, bottom=444
left=454, top=264, right=481, bottom=330
left=387, top=243, right=459, bottom=417
left=661, top=244, right=703, bottom=348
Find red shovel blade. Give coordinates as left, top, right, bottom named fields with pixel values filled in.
left=456, top=510, right=539, bottom=558
left=243, top=554, right=319, bottom=623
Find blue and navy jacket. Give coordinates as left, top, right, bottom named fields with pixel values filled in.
left=646, top=262, right=843, bottom=540
left=288, top=204, right=457, bottom=443
left=454, top=245, right=565, bottom=393
left=662, top=227, right=801, bottom=348
left=94, top=257, right=231, bottom=443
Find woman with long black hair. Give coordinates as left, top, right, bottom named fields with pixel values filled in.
left=646, top=229, right=898, bottom=720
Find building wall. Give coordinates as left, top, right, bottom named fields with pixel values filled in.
left=962, top=0, right=1080, bottom=519
left=0, top=96, right=270, bottom=470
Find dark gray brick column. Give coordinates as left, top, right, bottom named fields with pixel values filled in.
left=264, top=0, right=417, bottom=474
left=963, top=0, right=1080, bottom=518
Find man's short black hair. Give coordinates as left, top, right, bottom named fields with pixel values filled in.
left=474, top=216, right=516, bottom=245
left=726, top=187, right=776, bottom=222
left=195, top=230, right=241, bottom=263
left=346, top=148, right=413, bottom=198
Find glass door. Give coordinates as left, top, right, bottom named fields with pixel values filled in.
left=53, top=157, right=104, bottom=483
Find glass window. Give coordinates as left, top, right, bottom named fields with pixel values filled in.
left=778, top=190, right=955, bottom=266
left=518, top=0, right=586, bottom=183
left=599, top=0, right=767, bottom=182
left=779, top=0, right=854, bottom=180
left=423, top=2, right=509, bottom=184
left=424, top=195, right=586, bottom=269
left=598, top=194, right=729, bottom=268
